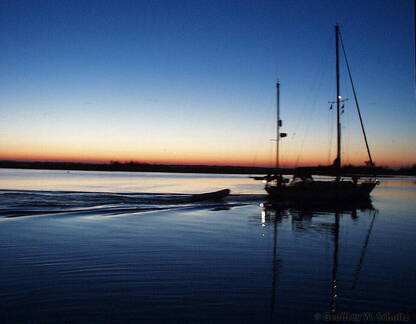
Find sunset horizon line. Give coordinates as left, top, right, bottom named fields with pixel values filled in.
left=1, top=158, right=414, bottom=170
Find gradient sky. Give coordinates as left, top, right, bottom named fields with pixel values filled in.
left=0, top=0, right=414, bottom=167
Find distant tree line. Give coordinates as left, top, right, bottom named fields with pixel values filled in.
left=0, top=160, right=272, bottom=174
left=0, top=160, right=415, bottom=176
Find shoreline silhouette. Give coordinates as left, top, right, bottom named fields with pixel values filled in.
left=0, top=160, right=414, bottom=176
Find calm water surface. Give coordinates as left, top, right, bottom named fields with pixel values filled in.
left=0, top=169, right=415, bottom=323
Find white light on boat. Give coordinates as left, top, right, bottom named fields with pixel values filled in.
left=338, top=95, right=342, bottom=99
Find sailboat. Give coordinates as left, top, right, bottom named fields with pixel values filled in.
left=259, top=25, right=378, bottom=201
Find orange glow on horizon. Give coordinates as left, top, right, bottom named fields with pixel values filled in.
left=1, top=135, right=414, bottom=169
left=1, top=152, right=414, bottom=168
left=0, top=153, right=275, bottom=167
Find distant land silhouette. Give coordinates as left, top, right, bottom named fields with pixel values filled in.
left=0, top=160, right=415, bottom=176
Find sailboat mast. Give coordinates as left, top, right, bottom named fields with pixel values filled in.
left=335, top=25, right=342, bottom=172
left=276, top=81, right=280, bottom=172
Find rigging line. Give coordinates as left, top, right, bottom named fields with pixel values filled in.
left=344, top=100, right=351, bottom=166
left=294, top=95, right=322, bottom=168
left=327, top=107, right=331, bottom=164
left=328, top=98, right=336, bottom=165
left=350, top=209, right=377, bottom=290
left=251, top=150, right=259, bottom=173
left=339, top=33, right=376, bottom=175
left=293, top=34, right=332, bottom=167
left=269, top=140, right=274, bottom=169
left=270, top=210, right=280, bottom=314
left=327, top=104, right=334, bottom=164
left=330, top=212, right=340, bottom=315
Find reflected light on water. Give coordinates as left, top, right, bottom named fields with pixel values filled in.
left=0, top=168, right=265, bottom=194
left=261, top=208, right=266, bottom=227
left=0, top=170, right=415, bottom=322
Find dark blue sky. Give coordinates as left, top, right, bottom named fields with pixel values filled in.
left=0, top=0, right=414, bottom=166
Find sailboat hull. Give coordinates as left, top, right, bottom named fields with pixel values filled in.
left=265, top=181, right=377, bottom=201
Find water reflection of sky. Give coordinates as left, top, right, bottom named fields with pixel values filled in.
left=0, top=169, right=415, bottom=322
left=0, top=168, right=263, bottom=193
left=254, top=202, right=415, bottom=319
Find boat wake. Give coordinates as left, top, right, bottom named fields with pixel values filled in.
left=0, top=189, right=265, bottom=219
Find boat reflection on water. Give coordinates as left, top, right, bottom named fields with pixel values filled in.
left=260, top=199, right=374, bottom=229
left=259, top=199, right=377, bottom=318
